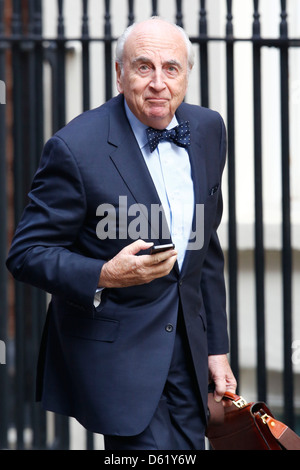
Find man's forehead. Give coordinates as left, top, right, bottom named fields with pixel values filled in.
left=125, top=33, right=187, bottom=64
left=131, top=20, right=182, bottom=40
left=125, top=22, right=186, bottom=56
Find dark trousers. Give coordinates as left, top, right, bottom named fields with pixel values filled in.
left=104, top=313, right=206, bottom=450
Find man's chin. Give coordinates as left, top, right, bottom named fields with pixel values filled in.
left=146, top=110, right=172, bottom=128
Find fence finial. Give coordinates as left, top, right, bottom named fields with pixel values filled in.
left=253, top=0, right=260, bottom=38
left=128, top=0, right=135, bottom=26
left=226, top=0, right=233, bottom=38
left=176, top=0, right=183, bottom=28
left=280, top=0, right=288, bottom=38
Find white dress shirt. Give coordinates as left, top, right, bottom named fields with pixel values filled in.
left=124, top=101, right=194, bottom=270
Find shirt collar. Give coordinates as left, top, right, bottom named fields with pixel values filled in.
left=124, top=99, right=179, bottom=150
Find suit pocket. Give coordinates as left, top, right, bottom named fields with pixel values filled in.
left=62, top=314, right=119, bottom=342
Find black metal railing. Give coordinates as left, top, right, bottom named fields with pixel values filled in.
left=0, top=0, right=298, bottom=449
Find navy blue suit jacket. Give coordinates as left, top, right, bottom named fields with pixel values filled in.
left=6, top=94, right=229, bottom=436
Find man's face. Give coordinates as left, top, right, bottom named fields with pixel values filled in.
left=116, top=20, right=190, bottom=129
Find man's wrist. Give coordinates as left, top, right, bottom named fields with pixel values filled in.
left=98, top=261, right=114, bottom=288
left=98, top=262, right=108, bottom=288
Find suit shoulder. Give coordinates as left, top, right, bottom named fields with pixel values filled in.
left=54, top=95, right=121, bottom=143
left=179, top=102, right=223, bottom=123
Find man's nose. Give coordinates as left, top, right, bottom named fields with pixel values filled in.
left=149, top=69, right=166, bottom=90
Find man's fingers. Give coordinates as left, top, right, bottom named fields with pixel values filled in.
left=99, top=240, right=177, bottom=288
left=147, top=250, right=177, bottom=266
left=122, top=240, right=153, bottom=255
left=208, top=354, right=237, bottom=404
left=213, top=381, right=226, bottom=403
left=123, top=239, right=177, bottom=267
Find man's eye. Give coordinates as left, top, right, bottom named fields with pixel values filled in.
left=139, top=64, right=150, bottom=73
left=166, top=66, right=179, bottom=75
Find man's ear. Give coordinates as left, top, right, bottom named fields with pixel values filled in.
left=115, top=62, right=123, bottom=93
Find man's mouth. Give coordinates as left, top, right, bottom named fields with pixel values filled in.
left=146, top=98, right=168, bottom=104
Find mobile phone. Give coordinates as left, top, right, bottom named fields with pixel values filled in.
left=150, top=243, right=175, bottom=254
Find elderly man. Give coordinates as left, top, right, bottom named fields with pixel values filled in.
left=7, top=17, right=236, bottom=450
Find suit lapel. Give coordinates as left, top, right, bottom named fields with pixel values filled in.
left=108, top=95, right=170, bottom=242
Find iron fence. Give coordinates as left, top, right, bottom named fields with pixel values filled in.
left=0, top=0, right=298, bottom=449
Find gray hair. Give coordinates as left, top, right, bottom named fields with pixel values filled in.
left=115, top=17, right=195, bottom=72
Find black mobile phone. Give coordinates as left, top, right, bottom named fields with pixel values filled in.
left=150, top=243, right=175, bottom=254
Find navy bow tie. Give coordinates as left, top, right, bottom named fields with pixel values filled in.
left=146, top=121, right=191, bottom=153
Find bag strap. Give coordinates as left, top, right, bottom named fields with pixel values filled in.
left=256, top=413, right=300, bottom=450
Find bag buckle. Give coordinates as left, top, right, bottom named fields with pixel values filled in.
left=232, top=396, right=247, bottom=408
left=260, top=413, right=270, bottom=425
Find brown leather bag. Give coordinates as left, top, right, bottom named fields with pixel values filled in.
left=206, top=391, right=300, bottom=450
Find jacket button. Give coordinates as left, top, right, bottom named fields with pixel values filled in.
left=165, top=324, right=173, bottom=332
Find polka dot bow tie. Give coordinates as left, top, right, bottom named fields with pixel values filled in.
left=146, top=121, right=191, bottom=153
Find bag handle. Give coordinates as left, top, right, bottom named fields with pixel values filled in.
left=222, top=391, right=248, bottom=408
left=222, top=391, right=240, bottom=401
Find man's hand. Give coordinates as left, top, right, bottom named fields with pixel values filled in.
left=208, top=354, right=237, bottom=406
left=98, top=240, right=177, bottom=288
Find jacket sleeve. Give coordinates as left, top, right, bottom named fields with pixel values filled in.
left=6, top=136, right=104, bottom=309
left=201, top=114, right=229, bottom=355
